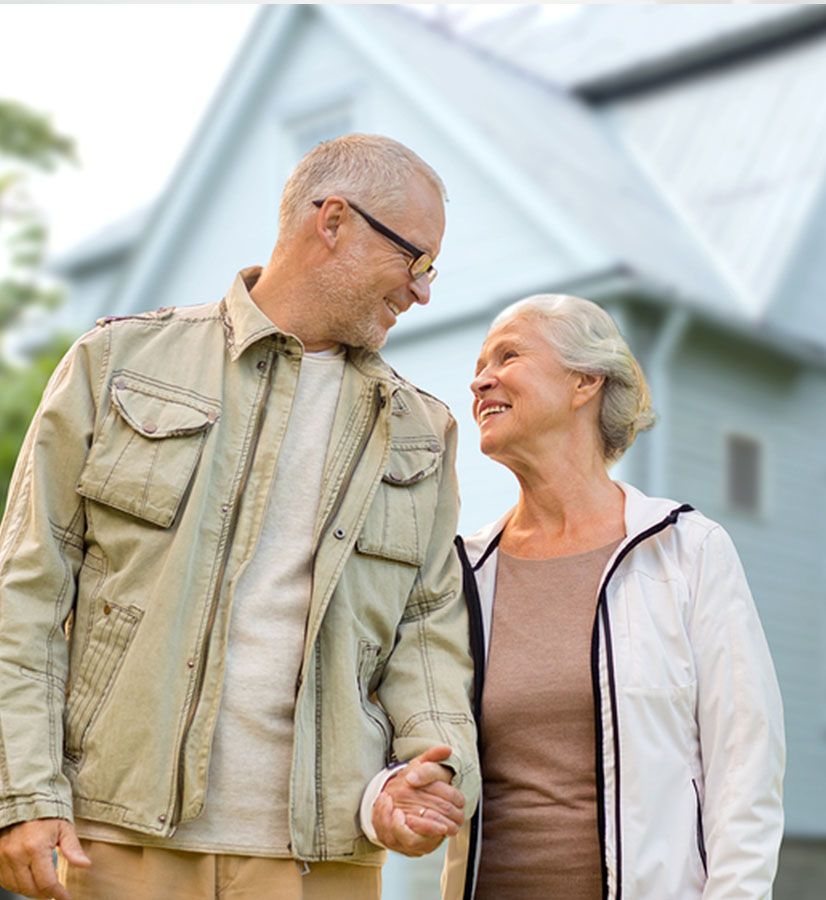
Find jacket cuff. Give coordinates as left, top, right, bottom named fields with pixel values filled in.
left=359, top=763, right=408, bottom=847
left=0, top=795, right=74, bottom=830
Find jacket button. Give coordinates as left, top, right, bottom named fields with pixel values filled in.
left=428, top=442, right=441, bottom=453
left=103, top=604, right=111, bottom=615
left=187, top=660, right=195, bottom=669
left=207, top=411, right=218, bottom=422
left=143, top=422, right=158, bottom=434
left=158, top=815, right=167, bottom=824
left=115, top=379, right=126, bottom=390
left=333, top=528, right=346, bottom=540
left=221, top=504, right=229, bottom=513
left=257, top=360, right=266, bottom=371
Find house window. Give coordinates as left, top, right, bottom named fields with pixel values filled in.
left=726, top=433, right=762, bottom=514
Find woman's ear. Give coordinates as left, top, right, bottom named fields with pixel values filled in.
left=572, top=372, right=605, bottom=409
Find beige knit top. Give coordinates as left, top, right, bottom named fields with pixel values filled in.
left=474, top=539, right=621, bottom=900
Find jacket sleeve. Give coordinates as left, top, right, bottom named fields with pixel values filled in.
left=0, top=330, right=104, bottom=827
left=375, top=414, right=481, bottom=814
left=689, top=523, right=785, bottom=899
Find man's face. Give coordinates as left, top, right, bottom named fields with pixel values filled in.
left=320, top=177, right=445, bottom=351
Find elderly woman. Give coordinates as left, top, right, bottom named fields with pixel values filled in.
left=441, top=294, right=785, bottom=900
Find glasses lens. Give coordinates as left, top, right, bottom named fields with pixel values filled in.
left=410, top=255, right=436, bottom=282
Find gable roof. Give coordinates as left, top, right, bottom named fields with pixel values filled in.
left=56, top=3, right=826, bottom=358
left=459, top=4, right=826, bottom=345
left=464, top=4, right=826, bottom=95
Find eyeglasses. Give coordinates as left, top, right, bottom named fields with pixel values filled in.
left=312, top=198, right=437, bottom=283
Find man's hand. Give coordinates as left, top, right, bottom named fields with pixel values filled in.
left=372, top=745, right=466, bottom=857
left=0, top=818, right=90, bottom=900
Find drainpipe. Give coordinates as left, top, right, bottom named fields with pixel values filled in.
left=646, top=307, right=691, bottom=498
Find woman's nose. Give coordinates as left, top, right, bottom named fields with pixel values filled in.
left=470, top=370, right=494, bottom=396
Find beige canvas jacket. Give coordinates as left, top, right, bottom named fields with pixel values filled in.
left=0, top=270, right=479, bottom=863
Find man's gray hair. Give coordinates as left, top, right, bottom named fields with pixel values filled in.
left=493, top=294, right=655, bottom=463
left=279, top=134, right=445, bottom=237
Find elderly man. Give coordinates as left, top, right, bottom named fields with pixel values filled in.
left=0, top=134, right=478, bottom=900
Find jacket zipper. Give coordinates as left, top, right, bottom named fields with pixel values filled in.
left=314, top=383, right=386, bottom=551
left=170, top=349, right=276, bottom=829
left=454, top=534, right=490, bottom=900
left=591, top=504, right=693, bottom=900
left=692, top=778, right=708, bottom=875
left=311, top=382, right=385, bottom=857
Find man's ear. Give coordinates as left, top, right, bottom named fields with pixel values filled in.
left=314, top=196, right=348, bottom=249
left=572, top=372, right=605, bottom=409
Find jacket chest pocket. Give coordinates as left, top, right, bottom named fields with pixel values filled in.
left=356, top=439, right=442, bottom=567
left=76, top=373, right=220, bottom=528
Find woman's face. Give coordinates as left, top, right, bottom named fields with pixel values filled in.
left=470, top=314, right=581, bottom=463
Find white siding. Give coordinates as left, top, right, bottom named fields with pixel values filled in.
left=667, top=332, right=826, bottom=835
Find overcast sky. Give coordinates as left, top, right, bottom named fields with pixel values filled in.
left=0, top=4, right=260, bottom=256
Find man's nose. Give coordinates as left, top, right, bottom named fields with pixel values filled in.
left=409, top=274, right=431, bottom=306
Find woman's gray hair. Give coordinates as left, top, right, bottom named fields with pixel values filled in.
left=493, top=294, right=655, bottom=463
left=278, top=133, right=446, bottom=238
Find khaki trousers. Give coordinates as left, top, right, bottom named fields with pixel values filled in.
left=58, top=840, right=382, bottom=900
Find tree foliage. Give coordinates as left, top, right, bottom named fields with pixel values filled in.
left=0, top=99, right=77, bottom=512
left=0, top=335, right=73, bottom=516
left=0, top=98, right=76, bottom=333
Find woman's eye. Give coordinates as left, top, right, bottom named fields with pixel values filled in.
left=503, top=350, right=517, bottom=361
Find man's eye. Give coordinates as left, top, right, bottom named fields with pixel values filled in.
left=503, top=350, right=517, bottom=361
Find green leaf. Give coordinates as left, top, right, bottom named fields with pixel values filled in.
left=0, top=99, right=77, bottom=170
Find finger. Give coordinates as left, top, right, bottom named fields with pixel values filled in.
left=371, top=794, right=395, bottom=845
left=404, top=746, right=452, bottom=782
left=379, top=780, right=465, bottom=829
left=413, top=745, right=453, bottom=764
left=415, top=779, right=465, bottom=809
left=30, top=848, right=71, bottom=900
left=405, top=761, right=453, bottom=788
left=406, top=810, right=451, bottom=837
left=391, top=808, right=437, bottom=855
left=57, top=825, right=91, bottom=868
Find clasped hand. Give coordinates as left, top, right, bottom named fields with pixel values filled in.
left=371, top=745, right=465, bottom=856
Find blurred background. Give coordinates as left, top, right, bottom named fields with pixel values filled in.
left=1, top=4, right=824, bottom=898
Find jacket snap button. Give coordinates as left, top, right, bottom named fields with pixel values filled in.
left=143, top=422, right=157, bottom=434
left=428, top=442, right=441, bottom=453
left=158, top=815, right=167, bottom=824
left=221, top=504, right=229, bottom=514
left=207, top=411, right=218, bottom=422
left=257, top=360, right=266, bottom=371
left=103, top=604, right=111, bottom=615
left=115, top=379, right=126, bottom=390
left=333, top=528, right=346, bottom=540
left=187, top=660, right=195, bottom=669
left=389, top=472, right=402, bottom=482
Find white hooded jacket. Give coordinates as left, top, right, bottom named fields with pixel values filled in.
left=442, top=482, right=785, bottom=900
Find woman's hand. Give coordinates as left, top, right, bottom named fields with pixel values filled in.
left=371, top=745, right=466, bottom=856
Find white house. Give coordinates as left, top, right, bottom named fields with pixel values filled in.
left=47, top=5, right=826, bottom=897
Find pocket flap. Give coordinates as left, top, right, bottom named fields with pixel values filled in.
left=382, top=441, right=441, bottom=486
left=111, top=376, right=219, bottom=438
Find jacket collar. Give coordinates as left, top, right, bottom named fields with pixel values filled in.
left=220, top=267, right=287, bottom=361
left=462, top=482, right=683, bottom=569
left=219, top=267, right=404, bottom=385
